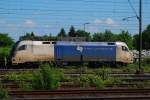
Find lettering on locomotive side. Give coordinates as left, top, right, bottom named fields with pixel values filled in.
left=76, top=46, right=83, bottom=52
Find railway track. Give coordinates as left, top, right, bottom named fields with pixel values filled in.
left=0, top=68, right=136, bottom=74
left=1, top=75, right=150, bottom=81
left=1, top=69, right=150, bottom=99
left=1, top=79, right=150, bottom=91
left=0, top=68, right=149, bottom=75
left=1, top=69, right=150, bottom=81
left=8, top=89, right=150, bottom=100
left=0, top=68, right=37, bottom=74
left=65, top=73, right=150, bottom=81
left=0, top=82, right=142, bottom=89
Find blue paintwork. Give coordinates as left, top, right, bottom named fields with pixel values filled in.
left=82, top=46, right=116, bottom=61
left=55, top=45, right=81, bottom=61
left=54, top=41, right=116, bottom=62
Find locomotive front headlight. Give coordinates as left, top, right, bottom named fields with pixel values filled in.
left=12, top=58, right=15, bottom=61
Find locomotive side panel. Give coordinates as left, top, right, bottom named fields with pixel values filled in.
left=12, top=41, right=55, bottom=64
left=55, top=45, right=81, bottom=61
left=55, top=42, right=116, bottom=62
left=83, top=46, right=116, bottom=62
left=32, top=44, right=54, bottom=62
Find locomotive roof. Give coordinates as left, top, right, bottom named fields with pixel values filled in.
left=56, top=41, right=127, bottom=46
left=17, top=40, right=128, bottom=47
left=17, top=40, right=54, bottom=46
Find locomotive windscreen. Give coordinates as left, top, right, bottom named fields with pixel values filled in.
left=9, top=41, right=20, bottom=58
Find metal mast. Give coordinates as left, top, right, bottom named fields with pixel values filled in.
left=139, top=0, right=142, bottom=72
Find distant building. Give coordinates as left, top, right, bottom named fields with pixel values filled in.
left=131, top=50, right=150, bottom=62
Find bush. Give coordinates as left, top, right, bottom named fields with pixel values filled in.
left=5, top=72, right=18, bottom=81
left=78, top=75, right=90, bottom=88
left=143, top=57, right=150, bottom=65
left=95, top=68, right=111, bottom=80
left=0, top=83, right=9, bottom=99
left=103, top=77, right=123, bottom=87
left=122, top=64, right=138, bottom=73
left=79, top=74, right=105, bottom=89
left=31, top=64, right=64, bottom=90
left=90, top=75, right=104, bottom=89
left=4, top=64, right=64, bottom=90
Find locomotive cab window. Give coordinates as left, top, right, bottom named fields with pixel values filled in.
left=52, top=41, right=56, bottom=44
left=18, top=45, right=27, bottom=51
left=107, top=42, right=115, bottom=45
left=43, top=42, right=50, bottom=44
left=122, top=46, right=128, bottom=52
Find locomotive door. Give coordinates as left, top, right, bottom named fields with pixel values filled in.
left=56, top=46, right=63, bottom=61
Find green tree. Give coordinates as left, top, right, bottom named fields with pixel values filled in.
left=76, top=30, right=91, bottom=41
left=42, top=35, right=50, bottom=41
left=31, top=32, right=35, bottom=37
left=19, top=32, right=35, bottom=40
left=92, top=30, right=116, bottom=42
left=133, top=34, right=139, bottom=50
left=142, top=24, right=150, bottom=49
left=68, top=25, right=76, bottom=37
left=0, top=33, right=14, bottom=46
left=92, top=32, right=105, bottom=42
left=48, top=33, right=57, bottom=41
left=133, top=24, right=150, bottom=50
left=58, top=28, right=66, bottom=37
left=0, top=33, right=14, bottom=66
left=117, top=31, right=133, bottom=49
left=19, top=32, right=57, bottom=41
left=103, top=30, right=115, bottom=42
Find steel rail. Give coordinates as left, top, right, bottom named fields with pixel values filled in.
left=13, top=96, right=150, bottom=100
left=8, top=89, right=150, bottom=100
left=8, top=89, right=150, bottom=94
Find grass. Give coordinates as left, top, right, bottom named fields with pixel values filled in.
left=5, top=71, right=33, bottom=81
left=95, top=67, right=112, bottom=80
left=77, top=74, right=105, bottom=89
left=4, top=64, right=65, bottom=90
left=59, top=63, right=149, bottom=74
left=2, top=62, right=150, bottom=90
